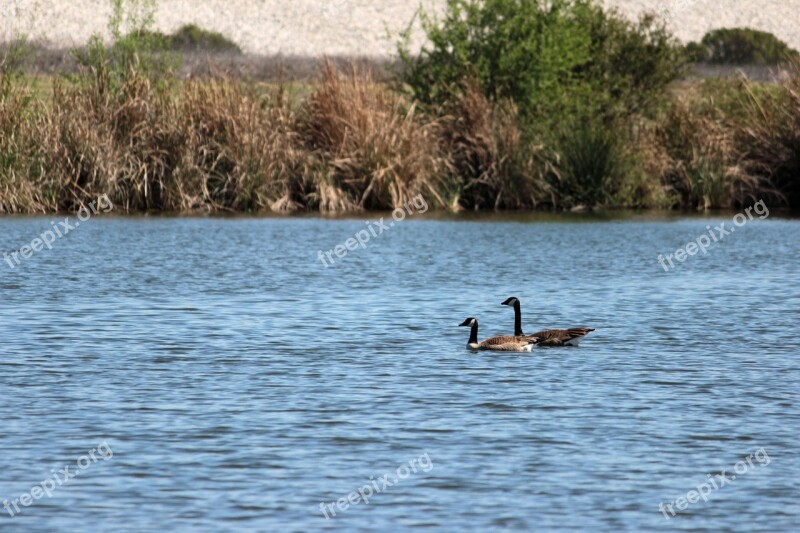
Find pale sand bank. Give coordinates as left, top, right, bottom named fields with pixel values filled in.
left=2, top=1, right=799, bottom=56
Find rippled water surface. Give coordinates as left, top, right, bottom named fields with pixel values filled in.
left=1, top=212, right=799, bottom=532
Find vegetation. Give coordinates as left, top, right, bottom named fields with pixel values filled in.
left=686, top=28, right=799, bottom=65
left=1, top=0, right=798, bottom=213
left=397, top=0, right=684, bottom=122
left=132, top=24, right=243, bottom=55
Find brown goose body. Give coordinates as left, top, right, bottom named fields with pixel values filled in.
left=529, top=328, right=596, bottom=346
left=502, top=297, right=595, bottom=347
left=459, top=318, right=540, bottom=352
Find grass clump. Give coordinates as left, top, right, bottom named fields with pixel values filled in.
left=437, top=80, right=556, bottom=210
left=36, top=69, right=304, bottom=212
left=300, top=62, right=446, bottom=211
left=645, top=76, right=794, bottom=209
left=0, top=39, right=48, bottom=213
left=734, top=67, right=800, bottom=207
left=554, top=117, right=628, bottom=208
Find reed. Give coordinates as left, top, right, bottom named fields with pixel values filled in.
left=299, top=62, right=447, bottom=211
left=0, top=41, right=49, bottom=213
left=1, top=60, right=798, bottom=214
left=734, top=62, right=800, bottom=207
left=437, top=80, right=556, bottom=210
left=6, top=61, right=305, bottom=212
left=645, top=79, right=777, bottom=209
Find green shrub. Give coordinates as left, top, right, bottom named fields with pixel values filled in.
left=577, top=7, right=686, bottom=117
left=398, top=0, right=593, bottom=120
left=397, top=0, right=684, bottom=206
left=685, top=41, right=708, bottom=63
left=687, top=28, right=799, bottom=65
left=554, top=117, right=627, bottom=207
left=0, top=38, right=31, bottom=80
left=128, top=24, right=242, bottom=55
left=71, top=0, right=177, bottom=95
left=166, top=24, right=242, bottom=54
left=398, top=0, right=684, bottom=123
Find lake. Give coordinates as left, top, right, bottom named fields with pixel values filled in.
left=1, top=211, right=799, bottom=532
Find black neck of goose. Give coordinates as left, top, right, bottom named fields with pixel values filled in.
left=469, top=323, right=479, bottom=344
left=514, top=301, right=524, bottom=336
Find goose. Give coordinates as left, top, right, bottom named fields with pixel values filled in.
left=459, top=318, right=540, bottom=352
left=501, top=297, right=595, bottom=347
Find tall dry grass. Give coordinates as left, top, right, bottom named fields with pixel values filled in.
left=437, top=81, right=556, bottom=210
left=735, top=64, right=800, bottom=207
left=177, top=81, right=305, bottom=211
left=0, top=45, right=49, bottom=213
left=6, top=64, right=304, bottom=213
left=300, top=62, right=447, bottom=211
left=1, top=60, right=798, bottom=214
left=646, top=81, right=778, bottom=209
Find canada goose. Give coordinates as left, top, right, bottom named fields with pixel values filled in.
left=458, top=318, right=540, bottom=352
left=501, top=297, right=595, bottom=347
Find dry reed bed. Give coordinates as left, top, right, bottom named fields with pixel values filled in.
left=1, top=61, right=799, bottom=213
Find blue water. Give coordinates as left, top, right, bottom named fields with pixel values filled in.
left=1, top=211, right=799, bottom=532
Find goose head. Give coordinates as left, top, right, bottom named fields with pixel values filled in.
left=501, top=297, right=520, bottom=307
left=459, top=318, right=478, bottom=328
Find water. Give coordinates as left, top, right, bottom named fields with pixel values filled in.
left=1, top=211, right=799, bottom=532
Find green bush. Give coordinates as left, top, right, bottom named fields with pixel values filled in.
left=577, top=7, right=685, bottom=117
left=130, top=24, right=242, bottom=54
left=397, top=0, right=684, bottom=208
left=398, top=0, right=592, bottom=121
left=71, top=0, right=177, bottom=95
left=687, top=28, right=799, bottom=65
left=72, top=3, right=240, bottom=97
left=685, top=41, right=708, bottom=63
left=398, top=0, right=685, bottom=123
left=166, top=24, right=242, bottom=54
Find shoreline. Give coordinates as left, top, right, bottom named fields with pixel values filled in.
left=2, top=207, right=799, bottom=220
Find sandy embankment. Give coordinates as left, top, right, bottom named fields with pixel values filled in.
left=2, top=0, right=799, bottom=56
